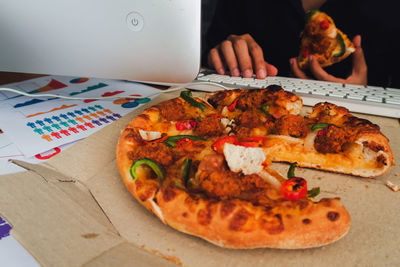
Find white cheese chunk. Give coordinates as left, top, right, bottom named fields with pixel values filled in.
left=223, top=143, right=266, bottom=175
left=223, top=143, right=281, bottom=189
left=328, top=28, right=337, bottom=38
left=139, top=129, right=162, bottom=141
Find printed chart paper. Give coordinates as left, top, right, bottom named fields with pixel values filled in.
left=0, top=75, right=162, bottom=158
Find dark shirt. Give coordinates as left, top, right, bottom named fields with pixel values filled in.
left=203, top=0, right=400, bottom=88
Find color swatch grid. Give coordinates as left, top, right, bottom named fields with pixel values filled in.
left=26, top=105, right=121, bottom=142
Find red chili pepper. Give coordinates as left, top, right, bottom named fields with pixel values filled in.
left=175, top=119, right=197, bottom=131
left=320, top=19, right=330, bottom=30
left=302, top=47, right=309, bottom=58
left=237, top=136, right=266, bottom=147
left=227, top=98, right=239, bottom=112
left=152, top=133, right=169, bottom=143
left=238, top=141, right=259, bottom=147
left=212, top=135, right=238, bottom=154
left=317, top=124, right=333, bottom=136
left=176, top=138, right=193, bottom=150
left=240, top=137, right=266, bottom=143
left=281, top=177, right=308, bottom=201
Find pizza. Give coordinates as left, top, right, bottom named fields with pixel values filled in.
left=116, top=86, right=393, bottom=249
left=298, top=10, right=355, bottom=69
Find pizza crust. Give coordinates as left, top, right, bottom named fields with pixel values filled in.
left=156, top=187, right=350, bottom=249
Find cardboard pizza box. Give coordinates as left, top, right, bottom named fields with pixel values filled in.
left=1, top=90, right=399, bottom=266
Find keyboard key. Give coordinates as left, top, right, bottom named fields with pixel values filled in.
left=365, top=96, right=383, bottom=103
left=385, top=98, right=400, bottom=105
left=311, top=90, right=327, bottom=96
left=329, top=92, right=347, bottom=97
left=347, top=95, right=364, bottom=100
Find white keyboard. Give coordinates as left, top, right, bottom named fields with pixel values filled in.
left=188, top=70, right=400, bottom=118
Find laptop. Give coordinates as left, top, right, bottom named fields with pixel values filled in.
left=0, top=0, right=201, bottom=85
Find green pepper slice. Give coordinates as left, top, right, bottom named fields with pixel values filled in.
left=130, top=158, right=165, bottom=181
left=307, top=187, right=321, bottom=198
left=180, top=91, right=205, bottom=111
left=164, top=135, right=206, bottom=147
left=333, top=33, right=346, bottom=58
left=261, top=104, right=271, bottom=116
left=181, top=158, right=192, bottom=186
left=311, top=123, right=330, bottom=132
left=287, top=162, right=297, bottom=178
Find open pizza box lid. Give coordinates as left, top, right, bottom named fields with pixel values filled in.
left=1, top=90, right=399, bottom=266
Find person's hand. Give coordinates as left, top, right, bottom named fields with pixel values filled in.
left=290, top=35, right=367, bottom=86
left=207, top=34, right=278, bottom=79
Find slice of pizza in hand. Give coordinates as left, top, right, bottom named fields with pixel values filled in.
left=298, top=9, right=355, bottom=69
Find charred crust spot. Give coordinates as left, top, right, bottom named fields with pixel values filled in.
left=220, top=201, right=236, bottom=219
left=377, top=154, right=388, bottom=167
left=268, top=214, right=284, bottom=234
left=197, top=201, right=216, bottom=226
left=319, top=198, right=332, bottom=207
left=184, top=195, right=200, bottom=213
left=302, top=218, right=311, bottom=225
left=229, top=208, right=251, bottom=231
left=327, top=211, right=340, bottom=221
left=182, top=212, right=188, bottom=218
left=260, top=214, right=284, bottom=235
left=298, top=200, right=309, bottom=210
left=139, top=189, right=153, bottom=202
left=345, top=116, right=379, bottom=130
left=266, top=85, right=283, bottom=93
left=162, top=186, right=177, bottom=202
left=197, top=209, right=211, bottom=226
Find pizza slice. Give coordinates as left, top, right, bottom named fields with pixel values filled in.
left=206, top=87, right=394, bottom=177
left=298, top=10, right=355, bottom=69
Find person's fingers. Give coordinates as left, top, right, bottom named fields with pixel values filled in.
left=289, top=58, right=308, bottom=79
left=247, top=40, right=266, bottom=79
left=208, top=47, right=226, bottom=75
left=308, top=55, right=343, bottom=83
left=265, top=62, right=278, bottom=77
left=350, top=35, right=367, bottom=85
left=220, top=40, right=240, bottom=76
left=228, top=36, right=253, bottom=78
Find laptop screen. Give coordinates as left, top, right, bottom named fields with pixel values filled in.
left=0, top=0, right=201, bottom=85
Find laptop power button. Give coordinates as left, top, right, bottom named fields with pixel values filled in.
left=126, top=12, right=144, bottom=32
